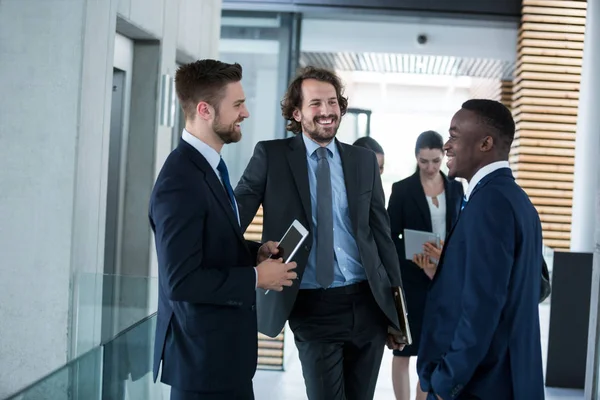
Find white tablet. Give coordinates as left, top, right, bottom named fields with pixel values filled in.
left=403, top=228, right=440, bottom=261
left=264, top=220, right=309, bottom=294
left=274, top=219, right=309, bottom=263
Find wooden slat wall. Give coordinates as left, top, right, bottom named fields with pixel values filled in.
left=243, top=206, right=286, bottom=370
left=511, top=0, right=586, bottom=250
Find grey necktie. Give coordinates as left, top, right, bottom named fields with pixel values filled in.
left=315, top=147, right=334, bottom=288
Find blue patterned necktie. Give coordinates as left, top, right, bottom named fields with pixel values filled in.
left=461, top=195, right=468, bottom=211
left=217, top=158, right=238, bottom=220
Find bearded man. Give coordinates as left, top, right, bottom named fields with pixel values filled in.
left=234, top=66, right=404, bottom=400
left=149, top=59, right=297, bottom=400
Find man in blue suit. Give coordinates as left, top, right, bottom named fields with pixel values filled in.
left=149, top=60, right=298, bottom=400
left=417, top=99, right=545, bottom=399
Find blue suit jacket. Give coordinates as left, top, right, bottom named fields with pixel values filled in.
left=417, top=168, right=545, bottom=400
left=149, top=140, right=260, bottom=392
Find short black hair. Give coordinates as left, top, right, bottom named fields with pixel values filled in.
left=461, top=99, right=515, bottom=152
left=415, top=130, right=444, bottom=156
left=175, top=59, right=243, bottom=120
left=353, top=136, right=384, bottom=155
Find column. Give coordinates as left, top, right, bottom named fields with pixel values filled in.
left=0, top=0, right=119, bottom=396
left=571, top=0, right=600, bottom=252
left=581, top=0, right=600, bottom=396
left=511, top=0, right=586, bottom=251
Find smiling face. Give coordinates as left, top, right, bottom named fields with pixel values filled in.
left=293, top=79, right=341, bottom=144
left=211, top=81, right=249, bottom=144
left=445, top=108, right=488, bottom=182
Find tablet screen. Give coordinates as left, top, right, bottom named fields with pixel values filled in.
left=278, top=225, right=305, bottom=263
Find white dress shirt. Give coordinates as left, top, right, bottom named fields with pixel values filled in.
left=465, top=161, right=511, bottom=201
left=427, top=191, right=447, bottom=240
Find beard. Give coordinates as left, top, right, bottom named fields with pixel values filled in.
left=301, top=114, right=340, bottom=144
left=213, top=113, right=242, bottom=144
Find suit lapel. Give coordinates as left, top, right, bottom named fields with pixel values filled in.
left=442, top=174, right=455, bottom=236
left=204, top=172, right=247, bottom=244
left=337, top=141, right=360, bottom=235
left=287, top=135, right=312, bottom=225
left=179, top=141, right=247, bottom=247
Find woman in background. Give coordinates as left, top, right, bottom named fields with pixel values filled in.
left=387, top=130, right=464, bottom=400
left=353, top=136, right=385, bottom=175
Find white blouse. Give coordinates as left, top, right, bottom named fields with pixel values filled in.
left=426, top=191, right=446, bottom=240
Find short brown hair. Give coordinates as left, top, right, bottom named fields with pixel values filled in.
left=281, top=66, right=348, bottom=134
left=175, top=59, right=243, bottom=120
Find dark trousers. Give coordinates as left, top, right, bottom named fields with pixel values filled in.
left=288, top=281, right=388, bottom=400
left=170, top=382, right=254, bottom=400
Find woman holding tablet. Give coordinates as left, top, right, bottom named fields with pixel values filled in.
left=386, top=130, right=464, bottom=400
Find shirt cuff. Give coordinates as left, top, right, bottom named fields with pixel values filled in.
left=254, top=267, right=258, bottom=289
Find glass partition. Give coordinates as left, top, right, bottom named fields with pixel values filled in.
left=4, top=315, right=165, bottom=400
left=4, top=348, right=102, bottom=400
left=336, top=107, right=372, bottom=144
left=219, top=11, right=301, bottom=185
left=72, top=274, right=158, bottom=358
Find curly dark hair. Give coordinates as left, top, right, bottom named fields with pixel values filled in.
left=281, top=66, right=348, bottom=134
left=175, top=59, right=242, bottom=120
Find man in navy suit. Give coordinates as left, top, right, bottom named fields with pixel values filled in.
left=149, top=60, right=298, bottom=400
left=417, top=99, right=545, bottom=399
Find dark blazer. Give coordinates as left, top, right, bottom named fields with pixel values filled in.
left=417, top=168, right=545, bottom=400
left=387, top=171, right=464, bottom=285
left=149, top=139, right=260, bottom=392
left=234, top=134, right=403, bottom=337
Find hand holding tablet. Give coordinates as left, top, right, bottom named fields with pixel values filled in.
left=263, top=219, right=309, bottom=294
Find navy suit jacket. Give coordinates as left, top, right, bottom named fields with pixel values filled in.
left=149, top=139, right=260, bottom=392
left=417, top=168, right=545, bottom=400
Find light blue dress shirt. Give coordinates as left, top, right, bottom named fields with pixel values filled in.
left=300, top=134, right=367, bottom=289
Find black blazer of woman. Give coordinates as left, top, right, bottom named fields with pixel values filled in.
left=386, top=170, right=464, bottom=356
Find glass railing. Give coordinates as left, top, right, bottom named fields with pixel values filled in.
left=4, top=314, right=167, bottom=400
left=72, top=273, right=158, bottom=358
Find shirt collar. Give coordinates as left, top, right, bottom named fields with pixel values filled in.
left=301, top=133, right=337, bottom=158
left=465, top=160, right=510, bottom=200
left=181, top=129, right=221, bottom=171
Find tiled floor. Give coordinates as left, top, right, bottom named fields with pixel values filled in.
left=254, top=303, right=585, bottom=400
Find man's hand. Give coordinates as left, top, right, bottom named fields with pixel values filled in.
left=256, top=258, right=297, bottom=292
left=257, top=241, right=279, bottom=264
left=385, top=334, right=405, bottom=351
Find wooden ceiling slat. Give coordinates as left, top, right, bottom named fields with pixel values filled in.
left=511, top=154, right=575, bottom=166
left=512, top=163, right=575, bottom=173
left=522, top=6, right=587, bottom=17
left=521, top=22, right=586, bottom=34
left=523, top=0, right=587, bottom=10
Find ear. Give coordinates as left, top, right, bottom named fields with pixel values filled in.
left=292, top=108, right=301, bottom=122
left=196, top=101, right=213, bottom=121
left=480, top=135, right=494, bottom=152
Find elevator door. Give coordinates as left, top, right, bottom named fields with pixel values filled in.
left=104, top=68, right=126, bottom=277
left=102, top=68, right=127, bottom=344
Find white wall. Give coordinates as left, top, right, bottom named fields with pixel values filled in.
left=0, top=0, right=222, bottom=396
left=337, top=71, right=472, bottom=201
left=302, top=16, right=518, bottom=62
